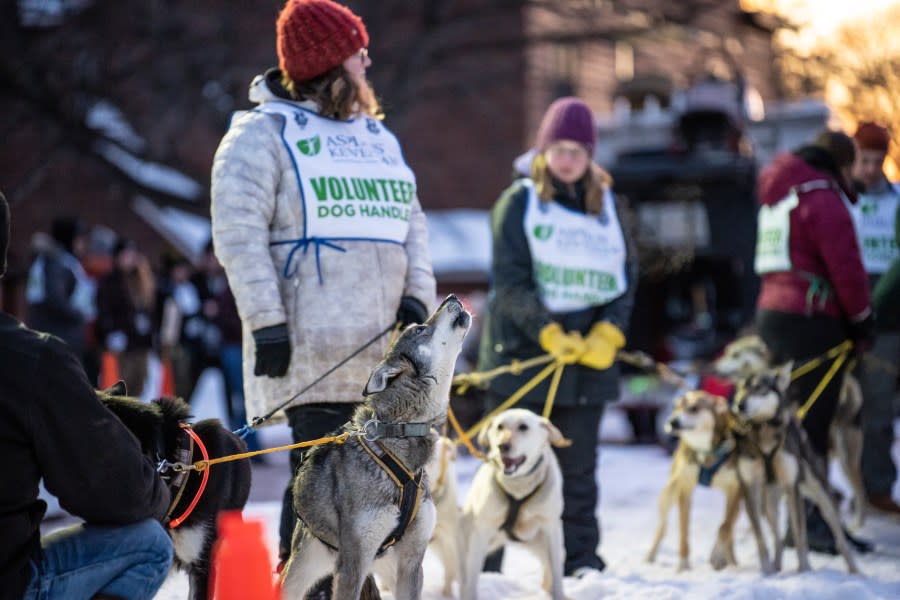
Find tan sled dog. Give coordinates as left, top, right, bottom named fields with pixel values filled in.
left=731, top=363, right=861, bottom=574
left=715, top=335, right=867, bottom=528
left=460, top=409, right=571, bottom=600
left=427, top=436, right=461, bottom=596
left=646, top=391, right=774, bottom=573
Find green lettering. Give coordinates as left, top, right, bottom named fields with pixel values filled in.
left=327, top=177, right=344, bottom=200
left=376, top=179, right=391, bottom=200
left=341, top=177, right=355, bottom=200
left=311, top=177, right=328, bottom=201
left=388, top=180, right=401, bottom=203
left=351, top=178, right=367, bottom=200
left=362, top=179, right=380, bottom=201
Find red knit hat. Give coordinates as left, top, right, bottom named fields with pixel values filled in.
left=276, top=0, right=369, bottom=83
left=535, top=97, right=596, bottom=155
left=854, top=122, right=890, bottom=153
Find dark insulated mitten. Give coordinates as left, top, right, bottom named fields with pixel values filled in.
left=252, top=323, right=291, bottom=377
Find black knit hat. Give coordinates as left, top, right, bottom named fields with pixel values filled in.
left=51, top=216, right=86, bottom=254
left=813, top=129, right=856, bottom=169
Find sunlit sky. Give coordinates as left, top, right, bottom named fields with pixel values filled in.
left=743, top=0, right=900, bottom=36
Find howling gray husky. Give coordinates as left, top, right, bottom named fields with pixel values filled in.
left=280, top=295, right=471, bottom=600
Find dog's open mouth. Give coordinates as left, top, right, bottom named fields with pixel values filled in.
left=501, top=455, right=526, bottom=474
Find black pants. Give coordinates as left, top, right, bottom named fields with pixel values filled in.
left=483, top=394, right=606, bottom=575
left=756, top=310, right=850, bottom=458
left=278, top=402, right=359, bottom=560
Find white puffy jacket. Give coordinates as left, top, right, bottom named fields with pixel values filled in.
left=211, top=76, right=436, bottom=424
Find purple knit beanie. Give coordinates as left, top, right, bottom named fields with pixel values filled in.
left=534, top=97, right=596, bottom=155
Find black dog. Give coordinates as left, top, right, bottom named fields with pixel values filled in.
left=98, top=382, right=252, bottom=600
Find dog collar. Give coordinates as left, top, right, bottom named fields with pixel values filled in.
left=362, top=418, right=431, bottom=442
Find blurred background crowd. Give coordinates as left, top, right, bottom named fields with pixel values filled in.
left=22, top=218, right=257, bottom=449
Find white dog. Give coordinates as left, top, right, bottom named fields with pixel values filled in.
left=426, top=436, right=461, bottom=597
left=459, top=408, right=572, bottom=600
left=377, top=435, right=461, bottom=597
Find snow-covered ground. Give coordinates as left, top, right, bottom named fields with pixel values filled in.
left=153, top=378, right=900, bottom=599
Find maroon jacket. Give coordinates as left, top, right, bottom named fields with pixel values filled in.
left=756, top=151, right=871, bottom=322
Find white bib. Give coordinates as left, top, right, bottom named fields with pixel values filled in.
left=257, top=102, right=414, bottom=247
left=845, top=183, right=900, bottom=274
left=522, top=180, right=628, bottom=312
left=755, top=180, right=833, bottom=275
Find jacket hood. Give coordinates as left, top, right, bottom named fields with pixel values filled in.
left=512, top=149, right=536, bottom=178
left=758, top=150, right=856, bottom=207
left=248, top=68, right=294, bottom=105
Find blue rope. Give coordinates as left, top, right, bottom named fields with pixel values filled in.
left=269, top=237, right=347, bottom=283
left=232, top=424, right=254, bottom=440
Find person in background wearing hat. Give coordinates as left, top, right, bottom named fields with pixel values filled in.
left=210, top=0, right=435, bottom=593
left=754, top=130, right=875, bottom=553
left=477, top=96, right=638, bottom=577
left=25, top=215, right=95, bottom=367
left=0, top=191, right=173, bottom=600
left=849, top=122, right=900, bottom=515
left=95, top=239, right=157, bottom=398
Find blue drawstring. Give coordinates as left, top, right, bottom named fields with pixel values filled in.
left=269, top=237, right=347, bottom=284
left=232, top=424, right=254, bottom=440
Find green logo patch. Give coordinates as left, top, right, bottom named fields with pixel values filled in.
left=297, top=135, right=321, bottom=156
left=533, top=224, right=554, bottom=241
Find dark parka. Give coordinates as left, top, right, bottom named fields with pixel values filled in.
left=0, top=313, right=170, bottom=600
left=477, top=178, right=639, bottom=408
left=25, top=242, right=90, bottom=357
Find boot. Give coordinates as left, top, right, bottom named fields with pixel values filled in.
left=784, top=504, right=873, bottom=555
left=868, top=493, right=900, bottom=516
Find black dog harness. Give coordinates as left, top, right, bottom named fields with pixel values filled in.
left=299, top=420, right=428, bottom=557
left=357, top=436, right=426, bottom=556
left=498, top=456, right=544, bottom=541
left=157, top=423, right=195, bottom=525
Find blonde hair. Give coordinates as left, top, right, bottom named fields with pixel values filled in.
left=127, top=255, right=156, bottom=312
left=283, top=65, right=382, bottom=121
left=530, top=152, right=612, bottom=215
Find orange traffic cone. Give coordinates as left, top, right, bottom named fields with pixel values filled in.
left=160, top=357, right=176, bottom=397
left=210, top=511, right=280, bottom=600
left=99, top=351, right=121, bottom=390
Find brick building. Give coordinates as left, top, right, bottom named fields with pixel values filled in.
left=0, top=0, right=780, bottom=312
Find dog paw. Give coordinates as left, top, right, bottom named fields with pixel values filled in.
left=760, top=560, right=776, bottom=576
left=677, top=558, right=690, bottom=572
left=709, top=544, right=728, bottom=571
left=644, top=552, right=656, bottom=564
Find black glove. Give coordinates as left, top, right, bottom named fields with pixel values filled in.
left=252, top=323, right=291, bottom=377
left=396, top=296, right=429, bottom=327
left=847, top=313, right=875, bottom=357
